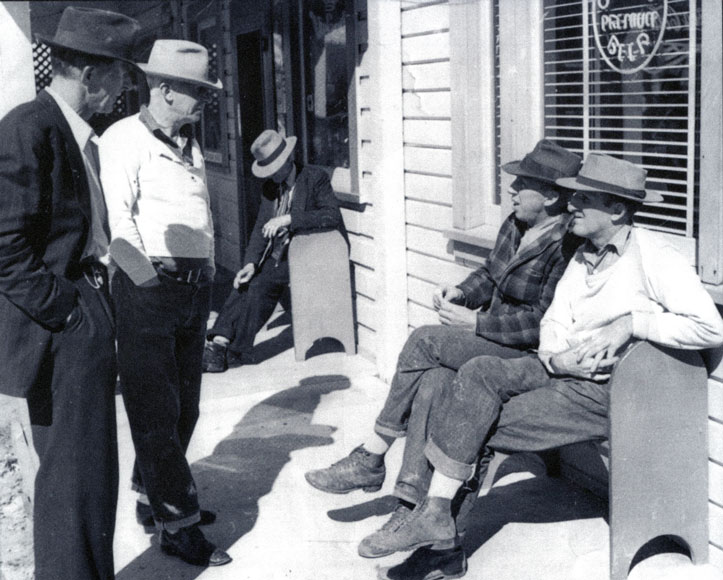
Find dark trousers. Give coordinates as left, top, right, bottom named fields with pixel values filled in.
left=208, top=257, right=290, bottom=359
left=373, top=325, right=527, bottom=505
left=425, top=353, right=609, bottom=482
left=27, top=277, right=118, bottom=580
left=112, top=267, right=211, bottom=529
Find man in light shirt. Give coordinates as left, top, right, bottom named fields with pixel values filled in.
left=372, top=154, right=723, bottom=580
left=99, top=40, right=230, bottom=568
left=0, top=7, right=140, bottom=579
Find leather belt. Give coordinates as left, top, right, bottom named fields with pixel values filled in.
left=154, top=264, right=205, bottom=285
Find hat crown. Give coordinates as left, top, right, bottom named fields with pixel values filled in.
left=43, top=7, right=141, bottom=63
left=507, top=139, right=582, bottom=184
left=578, top=154, right=647, bottom=193
left=139, top=40, right=222, bottom=90
left=251, top=130, right=286, bottom=164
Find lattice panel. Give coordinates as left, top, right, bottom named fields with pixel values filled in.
left=205, top=41, right=221, bottom=120
left=33, top=42, right=52, bottom=93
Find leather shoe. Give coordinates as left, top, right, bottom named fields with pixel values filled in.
left=305, top=445, right=385, bottom=494
left=160, top=524, right=232, bottom=567
left=202, top=341, right=227, bottom=373
left=136, top=502, right=217, bottom=533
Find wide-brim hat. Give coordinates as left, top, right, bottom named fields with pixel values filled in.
left=251, top=130, right=297, bottom=178
left=502, top=139, right=582, bottom=186
left=36, top=6, right=141, bottom=67
left=138, top=40, right=223, bottom=91
left=556, top=153, right=663, bottom=203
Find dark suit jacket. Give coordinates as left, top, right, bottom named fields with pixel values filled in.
left=243, top=164, right=348, bottom=266
left=0, top=90, right=90, bottom=397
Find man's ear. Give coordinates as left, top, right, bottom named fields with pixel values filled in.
left=79, top=65, right=96, bottom=88
left=610, top=200, right=629, bottom=224
left=543, top=192, right=560, bottom=207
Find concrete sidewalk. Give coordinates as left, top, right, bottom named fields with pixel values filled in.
left=111, top=314, right=723, bottom=580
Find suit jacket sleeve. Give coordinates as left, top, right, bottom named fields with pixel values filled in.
left=289, top=169, right=343, bottom=233
left=0, top=111, right=77, bottom=330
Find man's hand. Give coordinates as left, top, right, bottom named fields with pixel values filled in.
left=233, top=263, right=256, bottom=289
left=547, top=348, right=616, bottom=380
left=432, top=285, right=464, bottom=311
left=262, top=215, right=291, bottom=238
left=573, top=314, right=633, bottom=372
left=438, top=301, right=476, bottom=330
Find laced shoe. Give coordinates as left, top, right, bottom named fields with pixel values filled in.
left=160, top=524, right=231, bottom=567
left=358, top=503, right=413, bottom=558
left=304, top=445, right=385, bottom=494
left=202, top=342, right=227, bottom=373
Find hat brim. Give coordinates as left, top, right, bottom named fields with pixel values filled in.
left=501, top=160, right=569, bottom=187
left=252, top=136, right=297, bottom=179
left=137, top=64, right=223, bottom=91
left=555, top=176, right=664, bottom=204
left=36, top=34, right=142, bottom=69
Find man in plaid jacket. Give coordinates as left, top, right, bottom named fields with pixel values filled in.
left=305, top=140, right=583, bottom=564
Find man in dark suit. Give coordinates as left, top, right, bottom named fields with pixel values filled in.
left=203, top=129, right=348, bottom=372
left=0, top=8, right=140, bottom=580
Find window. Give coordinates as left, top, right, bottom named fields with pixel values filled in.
left=273, top=0, right=358, bottom=193
left=543, top=0, right=701, bottom=245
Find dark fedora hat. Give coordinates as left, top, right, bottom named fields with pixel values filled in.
left=556, top=154, right=663, bottom=204
left=502, top=139, right=583, bottom=186
left=36, top=6, right=141, bottom=66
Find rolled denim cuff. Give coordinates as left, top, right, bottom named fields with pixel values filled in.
left=393, top=482, right=422, bottom=506
left=374, top=419, right=407, bottom=440
left=157, top=511, right=201, bottom=533
left=425, top=438, right=476, bottom=482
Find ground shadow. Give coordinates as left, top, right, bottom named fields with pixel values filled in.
left=116, top=374, right=351, bottom=580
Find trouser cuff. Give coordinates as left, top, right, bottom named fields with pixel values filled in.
left=157, top=511, right=201, bottom=533
left=425, top=438, right=476, bottom=482
left=374, top=419, right=407, bottom=440
left=393, top=482, right=422, bottom=506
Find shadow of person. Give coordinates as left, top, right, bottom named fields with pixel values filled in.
left=116, top=374, right=351, bottom=580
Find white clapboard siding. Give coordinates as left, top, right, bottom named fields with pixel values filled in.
left=406, top=251, right=470, bottom=287
left=406, top=224, right=453, bottom=261
left=408, top=299, right=439, bottom=329
left=405, top=199, right=452, bottom=231
left=348, top=234, right=376, bottom=272
left=711, top=378, right=723, bottom=418
left=402, top=31, right=450, bottom=63
left=710, top=419, right=723, bottom=465
left=355, top=293, right=377, bottom=332
left=404, top=172, right=452, bottom=205
left=352, top=264, right=376, bottom=300
left=404, top=146, right=452, bottom=176
left=340, top=206, right=375, bottom=237
left=403, top=62, right=450, bottom=91
left=357, top=323, right=376, bottom=360
left=403, top=119, right=452, bottom=148
left=403, top=90, right=451, bottom=119
left=401, top=2, right=449, bottom=36
left=407, top=275, right=438, bottom=310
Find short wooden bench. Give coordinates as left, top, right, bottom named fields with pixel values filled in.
left=483, top=341, right=710, bottom=580
left=287, top=229, right=356, bottom=361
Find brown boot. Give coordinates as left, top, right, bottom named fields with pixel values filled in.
left=305, top=445, right=385, bottom=494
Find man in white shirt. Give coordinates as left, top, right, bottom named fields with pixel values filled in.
left=99, top=40, right=231, bottom=568
left=373, top=154, right=723, bottom=578
left=0, top=7, right=140, bottom=579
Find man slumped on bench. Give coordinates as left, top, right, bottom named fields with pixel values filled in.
left=203, top=129, right=347, bottom=372
left=371, top=153, right=723, bottom=580
left=305, top=141, right=583, bottom=562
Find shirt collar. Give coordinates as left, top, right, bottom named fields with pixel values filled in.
left=586, top=224, right=632, bottom=256
left=139, top=105, right=194, bottom=153
left=45, top=86, right=96, bottom=150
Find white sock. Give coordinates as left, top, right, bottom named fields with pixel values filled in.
left=363, top=432, right=391, bottom=455
left=427, top=471, right=463, bottom=500
left=213, top=336, right=230, bottom=346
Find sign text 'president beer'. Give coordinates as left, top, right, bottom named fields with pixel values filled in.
left=593, top=0, right=668, bottom=75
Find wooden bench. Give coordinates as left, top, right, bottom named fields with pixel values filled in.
left=483, top=341, right=710, bottom=580
left=287, top=229, right=356, bottom=361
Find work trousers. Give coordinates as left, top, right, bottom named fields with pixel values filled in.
left=27, top=274, right=118, bottom=580
left=425, top=353, right=609, bottom=483
left=112, top=267, right=211, bottom=529
left=372, top=325, right=527, bottom=505
left=207, top=257, right=289, bottom=360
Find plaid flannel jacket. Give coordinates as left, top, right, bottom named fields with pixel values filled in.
left=455, top=213, right=581, bottom=349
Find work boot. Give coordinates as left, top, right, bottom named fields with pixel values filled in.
left=377, top=546, right=467, bottom=580
left=358, top=503, right=413, bottom=558
left=305, top=445, right=385, bottom=494
left=375, top=497, right=457, bottom=555
left=202, top=341, right=227, bottom=373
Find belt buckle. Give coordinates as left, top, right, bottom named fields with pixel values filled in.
left=185, top=269, right=201, bottom=284
left=83, top=264, right=103, bottom=289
